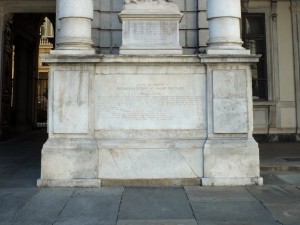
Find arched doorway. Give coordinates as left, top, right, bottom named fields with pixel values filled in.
left=0, top=13, right=55, bottom=140
left=35, top=17, right=55, bottom=128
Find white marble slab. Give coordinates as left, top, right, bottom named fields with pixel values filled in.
left=213, top=70, right=247, bottom=98
left=52, top=71, right=89, bottom=134
left=212, top=69, right=248, bottom=134
left=98, top=147, right=203, bottom=179
left=95, top=74, right=206, bottom=130
left=213, top=98, right=248, bottom=133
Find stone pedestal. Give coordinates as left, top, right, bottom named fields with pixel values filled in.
left=38, top=0, right=262, bottom=188
left=38, top=54, right=262, bottom=187
left=201, top=55, right=263, bottom=186
left=38, top=55, right=205, bottom=187
left=119, top=2, right=183, bottom=55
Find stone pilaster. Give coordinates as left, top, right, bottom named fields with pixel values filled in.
left=52, top=0, right=95, bottom=55
left=202, top=0, right=261, bottom=186
left=206, top=0, right=249, bottom=54
left=201, top=55, right=263, bottom=186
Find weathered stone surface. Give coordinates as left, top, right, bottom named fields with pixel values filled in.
left=203, top=139, right=261, bottom=186
left=247, top=185, right=300, bottom=204
left=117, top=219, right=197, bottom=225
left=191, top=202, right=278, bottom=225
left=119, top=1, right=183, bottom=55
left=119, top=188, right=194, bottom=220
left=95, top=73, right=206, bottom=130
left=275, top=173, right=300, bottom=185
left=184, top=186, right=256, bottom=203
left=98, top=148, right=203, bottom=180
left=261, top=172, right=288, bottom=185
left=265, top=203, right=300, bottom=225
left=40, top=54, right=261, bottom=187
left=0, top=188, right=39, bottom=223
left=212, top=69, right=248, bottom=133
left=53, top=188, right=123, bottom=225
left=93, top=56, right=206, bottom=183
left=39, top=138, right=98, bottom=185
left=10, top=188, right=74, bottom=225
left=213, top=98, right=248, bottom=133
left=52, top=71, right=89, bottom=134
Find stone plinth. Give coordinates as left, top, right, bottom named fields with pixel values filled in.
left=119, top=2, right=183, bottom=55
left=38, top=54, right=262, bottom=187
left=201, top=55, right=263, bottom=186
left=38, top=55, right=205, bottom=187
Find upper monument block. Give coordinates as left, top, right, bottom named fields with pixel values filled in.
left=123, top=0, right=179, bottom=11
left=119, top=0, right=183, bottom=55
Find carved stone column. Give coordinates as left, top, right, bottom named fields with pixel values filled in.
left=53, top=0, right=95, bottom=55
left=206, top=0, right=249, bottom=54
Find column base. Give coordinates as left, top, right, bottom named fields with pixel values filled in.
left=39, top=138, right=99, bottom=185
left=206, top=48, right=250, bottom=55
left=203, top=138, right=262, bottom=186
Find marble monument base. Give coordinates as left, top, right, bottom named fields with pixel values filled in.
left=38, top=54, right=262, bottom=187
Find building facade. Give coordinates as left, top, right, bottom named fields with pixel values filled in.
left=0, top=0, right=299, bottom=186
left=1, top=0, right=300, bottom=139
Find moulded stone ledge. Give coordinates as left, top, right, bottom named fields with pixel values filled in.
left=37, top=179, right=101, bottom=188
left=101, top=178, right=200, bottom=187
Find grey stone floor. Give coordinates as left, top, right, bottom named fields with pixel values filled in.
left=1, top=185, right=300, bottom=225
left=0, top=130, right=300, bottom=225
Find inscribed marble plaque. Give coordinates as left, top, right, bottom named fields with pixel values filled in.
left=123, top=20, right=178, bottom=46
left=95, top=74, right=205, bottom=130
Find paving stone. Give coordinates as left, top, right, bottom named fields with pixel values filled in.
left=53, top=188, right=124, bottom=225
left=275, top=173, right=300, bottom=185
left=0, top=188, right=39, bottom=224
left=184, top=186, right=256, bottom=203
left=0, top=179, right=37, bottom=188
left=261, top=172, right=288, bottom=185
left=119, top=188, right=194, bottom=220
left=10, top=188, right=74, bottom=225
left=265, top=203, right=300, bottom=225
left=247, top=185, right=300, bottom=204
left=191, top=201, right=278, bottom=225
left=117, top=219, right=197, bottom=225
left=196, top=221, right=280, bottom=225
